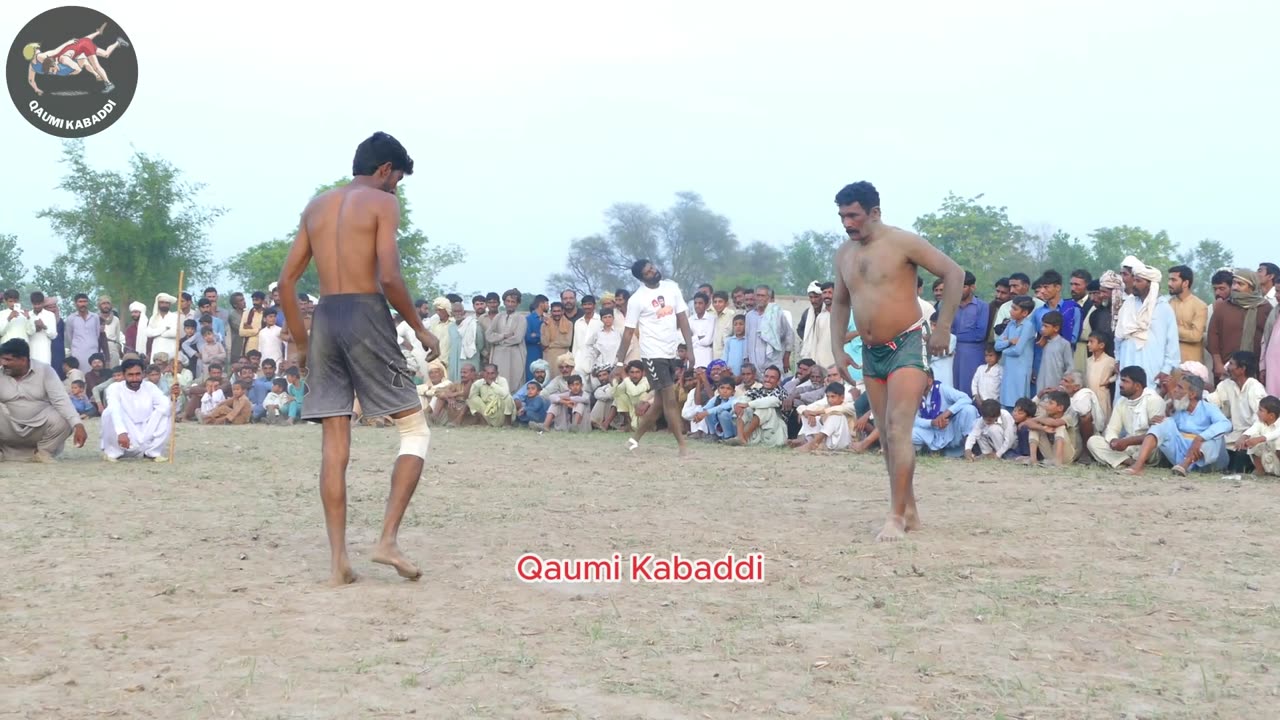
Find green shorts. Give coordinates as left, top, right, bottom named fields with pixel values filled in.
left=862, top=323, right=928, bottom=382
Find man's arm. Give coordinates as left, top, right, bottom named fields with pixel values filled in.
left=829, top=258, right=854, bottom=383
left=904, top=233, right=964, bottom=349
left=676, top=312, right=695, bottom=366
left=616, top=327, right=636, bottom=364
left=372, top=194, right=426, bottom=337
left=277, top=215, right=313, bottom=355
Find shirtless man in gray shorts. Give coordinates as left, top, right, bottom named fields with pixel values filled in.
left=278, top=131, right=440, bottom=586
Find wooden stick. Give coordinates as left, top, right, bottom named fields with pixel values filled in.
left=168, top=270, right=185, bottom=464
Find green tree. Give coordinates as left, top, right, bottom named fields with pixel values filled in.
left=0, top=234, right=26, bottom=292
left=1182, top=238, right=1234, bottom=303
left=1088, top=226, right=1178, bottom=279
left=727, top=241, right=785, bottom=292
left=227, top=178, right=464, bottom=300
left=1038, top=230, right=1095, bottom=280
left=28, top=259, right=95, bottom=314
left=781, top=230, right=841, bottom=294
left=548, top=193, right=741, bottom=295
left=912, top=193, right=1032, bottom=296
left=36, top=141, right=223, bottom=313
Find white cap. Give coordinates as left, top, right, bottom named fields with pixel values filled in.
left=806, top=281, right=821, bottom=295
left=268, top=281, right=278, bottom=292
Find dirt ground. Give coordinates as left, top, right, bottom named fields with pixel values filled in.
left=3, top=419, right=1279, bottom=719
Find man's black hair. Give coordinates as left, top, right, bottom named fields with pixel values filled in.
left=352, top=131, right=414, bottom=176
left=834, top=181, right=880, bottom=210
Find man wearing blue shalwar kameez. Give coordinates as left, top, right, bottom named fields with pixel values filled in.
left=951, top=272, right=989, bottom=397
left=912, top=370, right=980, bottom=458
left=1124, top=373, right=1231, bottom=476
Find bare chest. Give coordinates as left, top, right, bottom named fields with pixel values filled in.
left=844, top=244, right=916, bottom=292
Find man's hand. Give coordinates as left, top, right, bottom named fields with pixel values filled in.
left=833, top=351, right=857, bottom=384
left=416, top=328, right=440, bottom=360
left=34, top=318, right=45, bottom=331
left=965, top=450, right=976, bottom=462
left=73, top=424, right=87, bottom=448
left=118, top=433, right=131, bottom=450
left=7, top=309, right=17, bottom=320
left=927, top=327, right=952, bottom=358
left=693, top=411, right=708, bottom=423
left=1109, top=438, right=1125, bottom=452
left=1150, top=415, right=1165, bottom=425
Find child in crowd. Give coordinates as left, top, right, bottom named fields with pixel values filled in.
left=198, top=378, right=225, bottom=422
left=722, top=315, right=747, bottom=375
left=263, top=378, right=290, bottom=425
left=1239, top=395, right=1280, bottom=476
left=964, top=399, right=1016, bottom=461
left=284, top=367, right=306, bottom=421
left=1035, top=311, right=1072, bottom=397
left=1024, top=390, right=1079, bottom=467
left=204, top=381, right=252, bottom=425
left=68, top=379, right=97, bottom=418
left=62, top=356, right=85, bottom=395
left=519, top=380, right=551, bottom=427
left=1085, top=331, right=1117, bottom=423
left=544, top=374, right=590, bottom=432
left=995, top=296, right=1035, bottom=408
left=1010, top=397, right=1036, bottom=459
left=693, top=378, right=740, bottom=441
left=791, top=382, right=856, bottom=452
left=970, top=345, right=1002, bottom=406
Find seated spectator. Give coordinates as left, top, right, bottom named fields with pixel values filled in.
left=1125, top=374, right=1232, bottom=476
left=68, top=379, right=97, bottom=419
left=912, top=368, right=978, bottom=457
left=262, top=378, right=290, bottom=425
left=791, top=382, right=856, bottom=452
left=204, top=381, right=253, bottom=426
left=1239, top=395, right=1280, bottom=476
left=518, top=381, right=550, bottom=427
left=613, top=360, right=652, bottom=432
left=964, top=399, right=1017, bottom=461
left=694, top=378, right=739, bottom=441
left=466, top=364, right=516, bottom=427
left=727, top=365, right=787, bottom=448
left=197, top=378, right=225, bottom=423
left=543, top=374, right=590, bottom=432
left=1023, top=390, right=1080, bottom=467
left=100, top=358, right=171, bottom=462
left=1086, top=366, right=1165, bottom=469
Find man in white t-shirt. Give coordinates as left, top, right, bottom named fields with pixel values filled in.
left=616, top=259, right=696, bottom=456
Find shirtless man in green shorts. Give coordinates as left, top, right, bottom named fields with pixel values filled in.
left=829, top=181, right=964, bottom=542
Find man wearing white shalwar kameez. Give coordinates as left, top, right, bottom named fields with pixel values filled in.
left=1114, top=258, right=1180, bottom=404
left=100, top=359, right=172, bottom=462
left=145, top=293, right=179, bottom=359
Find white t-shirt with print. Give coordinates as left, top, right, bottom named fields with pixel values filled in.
left=625, top=280, right=687, bottom=359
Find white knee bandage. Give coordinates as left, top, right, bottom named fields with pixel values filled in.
left=395, top=411, right=431, bottom=459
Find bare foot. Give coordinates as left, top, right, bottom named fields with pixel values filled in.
left=1121, top=467, right=1144, bottom=476
left=677, top=444, right=689, bottom=459
left=904, top=506, right=922, bottom=532
left=875, top=515, right=907, bottom=543
left=329, top=560, right=357, bottom=587
left=796, top=443, right=814, bottom=454
left=372, top=543, right=423, bottom=581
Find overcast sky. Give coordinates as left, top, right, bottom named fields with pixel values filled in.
left=3, top=0, right=1276, bottom=296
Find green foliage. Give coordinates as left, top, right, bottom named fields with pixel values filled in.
left=0, top=234, right=26, bottom=292
left=1037, top=230, right=1094, bottom=280
left=1182, top=238, right=1234, bottom=303
left=36, top=140, right=223, bottom=313
left=226, top=239, right=320, bottom=296
left=913, top=193, right=1032, bottom=294
left=227, top=178, right=465, bottom=300
left=781, top=231, right=841, bottom=294
left=28, top=259, right=94, bottom=315
left=1088, top=225, right=1179, bottom=280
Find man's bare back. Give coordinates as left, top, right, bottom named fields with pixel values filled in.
left=277, top=131, right=436, bottom=586
left=300, top=184, right=397, bottom=298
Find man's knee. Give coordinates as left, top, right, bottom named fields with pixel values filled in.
left=395, top=411, right=430, bottom=459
